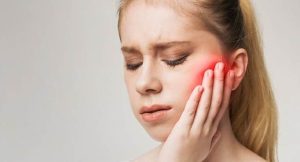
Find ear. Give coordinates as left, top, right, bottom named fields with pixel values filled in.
left=229, top=48, right=248, bottom=90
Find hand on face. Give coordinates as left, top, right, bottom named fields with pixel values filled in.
left=157, top=62, right=234, bottom=162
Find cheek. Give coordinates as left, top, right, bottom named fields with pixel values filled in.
left=188, top=55, right=230, bottom=90
left=165, top=56, right=229, bottom=121
left=162, top=56, right=225, bottom=113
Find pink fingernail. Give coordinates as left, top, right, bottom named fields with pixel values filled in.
left=218, top=62, right=224, bottom=71
left=206, top=70, right=211, bottom=77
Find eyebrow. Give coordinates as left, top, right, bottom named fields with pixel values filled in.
left=121, top=41, right=191, bottom=54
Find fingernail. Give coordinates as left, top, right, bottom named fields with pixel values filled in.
left=206, top=70, right=211, bottom=77
left=218, top=62, right=224, bottom=71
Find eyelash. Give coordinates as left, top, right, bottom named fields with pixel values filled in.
left=126, top=54, right=189, bottom=71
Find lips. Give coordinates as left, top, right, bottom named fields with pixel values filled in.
left=140, top=104, right=172, bottom=122
left=140, top=104, right=172, bottom=114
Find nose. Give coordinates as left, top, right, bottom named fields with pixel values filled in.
left=135, top=61, right=162, bottom=95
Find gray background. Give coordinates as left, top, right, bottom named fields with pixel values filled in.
left=0, top=0, right=299, bottom=161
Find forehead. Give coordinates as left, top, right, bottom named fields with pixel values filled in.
left=119, top=1, right=201, bottom=49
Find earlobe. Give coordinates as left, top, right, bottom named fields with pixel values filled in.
left=229, top=48, right=248, bottom=90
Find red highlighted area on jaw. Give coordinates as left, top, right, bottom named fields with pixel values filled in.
left=191, top=55, right=231, bottom=87
left=204, top=55, right=230, bottom=74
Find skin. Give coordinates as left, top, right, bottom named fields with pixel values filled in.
left=119, top=1, right=266, bottom=162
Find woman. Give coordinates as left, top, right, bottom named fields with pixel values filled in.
left=117, top=0, right=278, bottom=161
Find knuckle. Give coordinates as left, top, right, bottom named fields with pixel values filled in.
left=216, top=74, right=225, bottom=81
left=203, top=105, right=210, bottom=111
left=202, top=101, right=210, bottom=109
left=184, top=107, right=196, bottom=117
left=193, top=94, right=199, bottom=102
left=218, top=76, right=225, bottom=82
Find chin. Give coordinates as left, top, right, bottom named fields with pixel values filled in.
left=143, top=123, right=174, bottom=142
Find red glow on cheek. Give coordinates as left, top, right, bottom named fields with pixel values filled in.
left=190, top=55, right=230, bottom=89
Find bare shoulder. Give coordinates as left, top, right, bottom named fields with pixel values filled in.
left=131, top=145, right=161, bottom=162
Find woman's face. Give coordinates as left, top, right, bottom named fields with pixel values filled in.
left=120, top=1, right=225, bottom=142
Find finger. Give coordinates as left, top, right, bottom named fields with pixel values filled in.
left=209, top=130, right=221, bottom=153
left=204, top=62, right=225, bottom=129
left=176, top=85, right=204, bottom=130
left=191, top=69, right=214, bottom=132
left=212, top=70, right=234, bottom=129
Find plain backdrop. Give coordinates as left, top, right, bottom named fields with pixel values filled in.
left=0, top=0, right=299, bottom=161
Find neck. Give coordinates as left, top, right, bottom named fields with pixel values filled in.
left=204, top=109, right=244, bottom=162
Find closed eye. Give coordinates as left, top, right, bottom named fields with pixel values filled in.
left=126, top=62, right=142, bottom=71
left=162, top=54, right=189, bottom=68
left=125, top=54, right=189, bottom=71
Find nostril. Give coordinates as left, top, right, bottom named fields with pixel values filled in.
left=136, top=77, right=162, bottom=95
left=145, top=89, right=157, bottom=93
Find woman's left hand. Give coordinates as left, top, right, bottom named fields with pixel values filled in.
left=157, top=62, right=235, bottom=162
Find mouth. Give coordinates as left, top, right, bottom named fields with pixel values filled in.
left=140, top=104, right=172, bottom=122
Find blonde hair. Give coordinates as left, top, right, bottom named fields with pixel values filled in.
left=117, top=0, right=278, bottom=161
